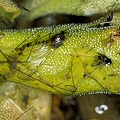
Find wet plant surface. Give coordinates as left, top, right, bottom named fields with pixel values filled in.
left=0, top=0, right=120, bottom=120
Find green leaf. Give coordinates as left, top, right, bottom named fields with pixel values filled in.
left=0, top=24, right=120, bottom=95
left=19, top=0, right=120, bottom=22
left=0, top=0, right=22, bottom=22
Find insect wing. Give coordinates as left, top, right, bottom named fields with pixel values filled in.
left=15, top=40, right=52, bottom=80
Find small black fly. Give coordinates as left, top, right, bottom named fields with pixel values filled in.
left=51, top=31, right=65, bottom=48
left=98, top=54, right=112, bottom=66
left=92, top=53, right=112, bottom=67
left=103, top=13, right=114, bottom=26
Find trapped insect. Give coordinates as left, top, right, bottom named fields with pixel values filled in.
left=92, top=53, right=112, bottom=67
left=51, top=31, right=65, bottom=48
left=0, top=25, right=78, bottom=95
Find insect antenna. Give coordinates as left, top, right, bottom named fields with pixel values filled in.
left=11, top=0, right=29, bottom=12
left=15, top=106, right=33, bottom=120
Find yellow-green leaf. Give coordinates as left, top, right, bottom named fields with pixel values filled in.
left=0, top=24, right=120, bottom=95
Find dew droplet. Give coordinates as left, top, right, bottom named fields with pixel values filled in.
left=95, top=104, right=108, bottom=114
